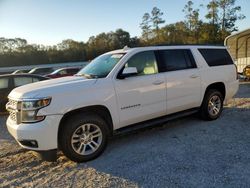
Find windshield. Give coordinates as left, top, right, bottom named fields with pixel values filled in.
left=77, top=53, right=125, bottom=78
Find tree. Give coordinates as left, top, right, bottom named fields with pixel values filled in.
left=205, top=0, right=220, bottom=43
left=140, top=13, right=152, bottom=41
left=140, top=7, right=165, bottom=44
left=218, top=0, right=245, bottom=38
left=183, top=1, right=194, bottom=30
left=206, top=0, right=219, bottom=25
left=114, top=29, right=130, bottom=48
left=0, top=38, right=27, bottom=53
left=183, top=1, right=201, bottom=43
left=151, top=7, right=165, bottom=31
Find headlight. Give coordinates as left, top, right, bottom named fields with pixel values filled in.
left=21, top=97, right=51, bottom=123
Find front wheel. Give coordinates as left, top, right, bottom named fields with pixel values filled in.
left=59, top=113, right=109, bottom=162
left=200, top=90, right=224, bottom=121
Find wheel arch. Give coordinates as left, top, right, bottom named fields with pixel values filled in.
left=203, top=82, right=226, bottom=101
left=58, top=105, right=114, bottom=144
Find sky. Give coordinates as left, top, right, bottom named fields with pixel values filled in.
left=0, top=0, right=249, bottom=45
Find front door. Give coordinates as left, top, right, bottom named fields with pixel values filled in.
left=114, top=51, right=166, bottom=128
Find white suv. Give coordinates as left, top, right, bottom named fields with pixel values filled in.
left=6, top=46, right=239, bottom=162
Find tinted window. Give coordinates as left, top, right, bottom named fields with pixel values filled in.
left=58, top=69, right=67, bottom=75
left=67, top=68, right=80, bottom=74
left=14, top=77, right=33, bottom=87
left=158, top=49, right=196, bottom=72
left=125, top=51, right=158, bottom=76
left=41, top=68, right=53, bottom=74
left=198, top=49, right=234, bottom=66
left=32, top=77, right=41, bottom=82
left=30, top=68, right=53, bottom=74
left=0, top=78, right=9, bottom=89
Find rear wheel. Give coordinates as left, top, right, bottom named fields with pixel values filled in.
left=59, top=113, right=109, bottom=162
left=200, top=89, right=223, bottom=120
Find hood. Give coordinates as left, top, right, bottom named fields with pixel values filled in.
left=8, top=76, right=97, bottom=99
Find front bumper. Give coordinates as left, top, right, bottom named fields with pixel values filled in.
left=6, top=115, right=63, bottom=151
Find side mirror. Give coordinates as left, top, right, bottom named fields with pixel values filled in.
left=118, top=67, right=138, bottom=79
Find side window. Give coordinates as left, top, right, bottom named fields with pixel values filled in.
left=0, top=78, right=9, bottom=89
left=67, top=69, right=79, bottom=74
left=58, top=70, right=67, bottom=75
left=125, top=51, right=158, bottom=76
left=198, top=49, right=234, bottom=66
left=14, top=77, right=33, bottom=87
left=158, top=49, right=196, bottom=72
left=32, top=77, right=40, bottom=83
left=35, top=69, right=43, bottom=74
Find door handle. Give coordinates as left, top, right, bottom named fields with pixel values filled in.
left=153, top=80, right=164, bottom=85
left=190, top=74, right=199, bottom=78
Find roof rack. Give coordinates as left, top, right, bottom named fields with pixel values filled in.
left=147, top=43, right=224, bottom=47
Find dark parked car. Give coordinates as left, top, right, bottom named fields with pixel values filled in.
left=28, top=67, right=54, bottom=76
left=0, top=74, right=49, bottom=112
left=45, top=67, right=81, bottom=78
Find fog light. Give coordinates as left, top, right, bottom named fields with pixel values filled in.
left=19, top=140, right=38, bottom=148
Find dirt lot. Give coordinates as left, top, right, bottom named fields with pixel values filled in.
left=1, top=83, right=250, bottom=188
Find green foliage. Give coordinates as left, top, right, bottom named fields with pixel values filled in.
left=0, top=29, right=140, bottom=67
left=140, top=1, right=245, bottom=45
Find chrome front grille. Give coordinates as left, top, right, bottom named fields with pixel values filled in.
left=6, top=98, right=21, bottom=124
left=9, top=111, right=17, bottom=122
left=8, top=99, right=18, bottom=107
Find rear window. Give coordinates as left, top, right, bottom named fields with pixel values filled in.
left=198, top=49, right=234, bottom=66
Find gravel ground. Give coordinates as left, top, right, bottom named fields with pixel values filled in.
left=0, top=83, right=250, bottom=188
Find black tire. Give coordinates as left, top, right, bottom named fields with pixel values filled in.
left=199, top=89, right=224, bottom=121
left=59, top=113, right=109, bottom=163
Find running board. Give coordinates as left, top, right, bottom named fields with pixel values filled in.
left=114, top=108, right=199, bottom=135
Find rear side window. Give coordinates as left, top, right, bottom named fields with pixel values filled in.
left=14, top=77, right=33, bottom=87
left=67, top=68, right=80, bottom=74
left=58, top=69, right=67, bottom=75
left=0, top=78, right=9, bottom=89
left=32, top=77, right=42, bottom=82
left=198, top=49, right=234, bottom=66
left=158, top=49, right=196, bottom=72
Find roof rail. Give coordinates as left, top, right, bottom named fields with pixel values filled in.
left=147, top=43, right=224, bottom=47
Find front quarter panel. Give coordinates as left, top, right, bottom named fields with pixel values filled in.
left=37, top=78, right=119, bottom=129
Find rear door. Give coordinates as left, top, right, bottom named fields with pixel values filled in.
left=157, top=49, right=201, bottom=114
left=114, top=50, right=166, bottom=128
